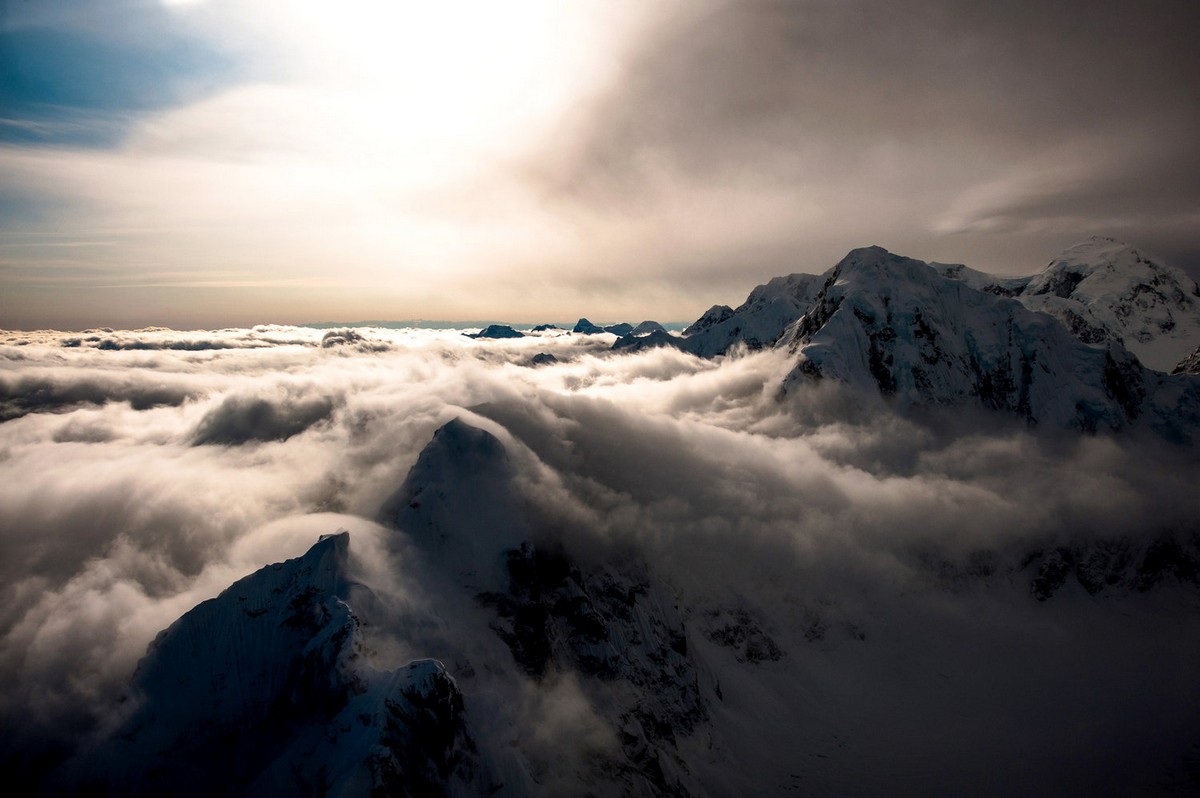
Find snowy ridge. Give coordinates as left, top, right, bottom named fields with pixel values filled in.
left=937, top=237, right=1200, bottom=372
left=68, top=532, right=494, bottom=797
left=1022, top=534, right=1200, bottom=601
left=680, top=272, right=825, bottom=357
left=668, top=241, right=1200, bottom=437
left=779, top=246, right=1200, bottom=433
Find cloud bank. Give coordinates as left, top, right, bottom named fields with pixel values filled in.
left=2, top=326, right=1199, bottom=792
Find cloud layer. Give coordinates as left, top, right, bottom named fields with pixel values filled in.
left=2, top=326, right=1199, bottom=792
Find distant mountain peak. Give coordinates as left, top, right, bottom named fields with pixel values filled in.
left=380, top=418, right=528, bottom=591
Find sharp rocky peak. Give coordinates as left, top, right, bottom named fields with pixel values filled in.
left=67, top=533, right=493, bottom=797
left=379, top=418, right=528, bottom=592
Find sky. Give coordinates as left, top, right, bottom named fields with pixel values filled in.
left=2, top=0, right=1199, bottom=330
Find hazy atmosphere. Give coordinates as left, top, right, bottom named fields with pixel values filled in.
left=3, top=0, right=1200, bottom=328
left=4, top=3, right=1200, bottom=796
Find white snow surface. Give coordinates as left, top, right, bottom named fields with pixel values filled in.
left=69, top=532, right=496, bottom=797
left=681, top=272, right=825, bottom=357
left=779, top=246, right=1199, bottom=434
left=938, top=237, right=1200, bottom=372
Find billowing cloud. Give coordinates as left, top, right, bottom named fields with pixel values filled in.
left=191, top=387, right=339, bottom=445
left=2, top=326, right=1198, bottom=791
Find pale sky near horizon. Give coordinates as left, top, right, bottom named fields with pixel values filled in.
left=2, top=0, right=1199, bottom=330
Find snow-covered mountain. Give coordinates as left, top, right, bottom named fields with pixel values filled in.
left=937, top=237, right=1200, bottom=372
left=779, top=246, right=1199, bottom=434
left=381, top=419, right=712, bottom=795
left=378, top=418, right=530, bottom=594
left=67, top=532, right=494, bottom=797
left=670, top=240, right=1200, bottom=437
left=680, top=273, right=825, bottom=357
left=59, top=420, right=716, bottom=796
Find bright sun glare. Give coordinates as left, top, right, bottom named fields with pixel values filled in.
left=268, top=1, right=620, bottom=175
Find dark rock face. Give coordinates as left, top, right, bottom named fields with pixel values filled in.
left=1029, top=547, right=1076, bottom=602
left=1103, top=351, right=1146, bottom=422
left=1173, top=345, right=1200, bottom=376
left=530, top=352, right=559, bottom=366
left=1031, top=268, right=1087, bottom=299
left=683, top=304, right=735, bottom=337
left=375, top=662, right=487, bottom=798
left=468, top=324, right=525, bottom=339
left=683, top=274, right=826, bottom=357
left=1024, top=534, right=1200, bottom=601
left=612, top=329, right=688, bottom=353
left=603, top=323, right=634, bottom=336
left=477, top=541, right=708, bottom=795
left=702, top=608, right=783, bottom=663
left=572, top=318, right=604, bottom=334
left=1059, top=308, right=1111, bottom=344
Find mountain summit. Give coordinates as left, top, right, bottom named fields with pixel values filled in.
left=675, top=241, right=1200, bottom=436
left=938, top=237, right=1200, bottom=372
left=68, top=533, right=492, bottom=796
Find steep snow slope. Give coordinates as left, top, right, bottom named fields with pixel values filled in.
left=68, top=533, right=493, bottom=797
left=937, top=237, right=1200, bottom=372
left=778, top=246, right=1200, bottom=433
left=681, top=272, right=825, bottom=357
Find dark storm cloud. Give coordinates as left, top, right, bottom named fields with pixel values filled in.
left=541, top=0, right=1200, bottom=275
left=555, top=0, right=1200, bottom=186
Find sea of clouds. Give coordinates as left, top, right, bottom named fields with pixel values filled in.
left=3, top=324, right=1199, bottom=793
